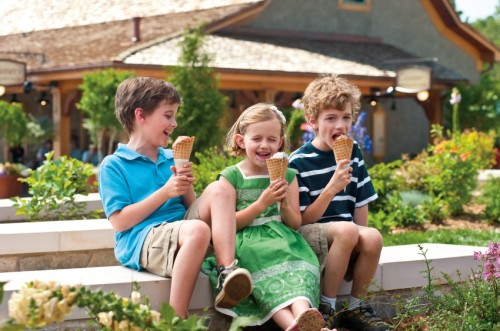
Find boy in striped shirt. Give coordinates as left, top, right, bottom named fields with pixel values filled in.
left=289, top=75, right=390, bottom=331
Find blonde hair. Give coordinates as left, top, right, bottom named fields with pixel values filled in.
left=302, top=74, right=361, bottom=121
left=226, top=103, right=287, bottom=156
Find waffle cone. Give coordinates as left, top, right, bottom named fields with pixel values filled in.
left=266, top=158, right=288, bottom=181
left=173, top=136, right=195, bottom=160
left=332, top=135, right=353, bottom=163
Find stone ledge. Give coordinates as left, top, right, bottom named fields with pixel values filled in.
left=0, top=244, right=485, bottom=323
left=0, top=266, right=213, bottom=321
left=0, top=219, right=114, bottom=255
left=0, top=193, right=103, bottom=223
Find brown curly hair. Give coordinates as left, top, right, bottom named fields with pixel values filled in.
left=302, top=74, right=361, bottom=122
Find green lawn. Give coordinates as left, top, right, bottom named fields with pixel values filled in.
left=384, top=229, right=499, bottom=247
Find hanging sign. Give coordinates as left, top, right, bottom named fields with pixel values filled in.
left=396, top=66, right=431, bottom=93
left=0, top=59, right=26, bottom=86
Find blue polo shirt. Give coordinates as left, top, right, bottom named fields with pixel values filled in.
left=98, top=144, right=186, bottom=270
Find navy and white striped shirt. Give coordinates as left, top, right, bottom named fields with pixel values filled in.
left=289, top=141, right=377, bottom=223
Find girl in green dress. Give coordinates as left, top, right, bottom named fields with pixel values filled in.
left=202, top=103, right=324, bottom=331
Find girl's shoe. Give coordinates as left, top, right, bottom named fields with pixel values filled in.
left=286, top=308, right=324, bottom=331
left=215, top=260, right=253, bottom=308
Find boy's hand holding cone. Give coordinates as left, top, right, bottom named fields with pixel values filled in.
left=172, top=136, right=195, bottom=170
left=266, top=152, right=288, bottom=211
left=332, top=135, right=353, bottom=192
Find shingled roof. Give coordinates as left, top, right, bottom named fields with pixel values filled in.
left=0, top=1, right=261, bottom=70
left=0, top=0, right=260, bottom=35
left=123, top=28, right=465, bottom=82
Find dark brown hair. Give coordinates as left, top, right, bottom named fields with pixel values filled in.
left=115, top=77, right=181, bottom=135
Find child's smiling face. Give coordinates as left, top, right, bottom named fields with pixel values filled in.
left=308, top=104, right=353, bottom=151
left=236, top=118, right=283, bottom=170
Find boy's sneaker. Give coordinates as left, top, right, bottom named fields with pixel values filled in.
left=342, top=304, right=391, bottom=331
left=318, top=301, right=342, bottom=329
left=215, top=259, right=252, bottom=309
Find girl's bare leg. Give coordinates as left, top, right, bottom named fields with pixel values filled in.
left=196, top=180, right=237, bottom=266
left=272, top=307, right=295, bottom=330
left=170, top=220, right=211, bottom=318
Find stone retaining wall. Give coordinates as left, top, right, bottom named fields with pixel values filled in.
left=0, top=248, right=118, bottom=272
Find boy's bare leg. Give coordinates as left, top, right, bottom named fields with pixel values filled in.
left=350, top=226, right=383, bottom=298
left=197, top=180, right=237, bottom=267
left=170, top=220, right=211, bottom=318
left=323, top=222, right=359, bottom=298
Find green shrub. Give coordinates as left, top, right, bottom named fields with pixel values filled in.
left=12, top=152, right=101, bottom=221
left=368, top=160, right=403, bottom=213
left=384, top=229, right=499, bottom=247
left=392, top=243, right=499, bottom=330
left=285, top=107, right=305, bottom=151
left=478, top=176, right=500, bottom=224
left=192, top=146, right=242, bottom=194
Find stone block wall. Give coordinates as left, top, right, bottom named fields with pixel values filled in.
left=0, top=249, right=118, bottom=272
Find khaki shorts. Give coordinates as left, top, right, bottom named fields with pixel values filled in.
left=139, top=199, right=202, bottom=277
left=298, top=223, right=330, bottom=272
left=299, top=222, right=358, bottom=279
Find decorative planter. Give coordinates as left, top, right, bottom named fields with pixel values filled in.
left=0, top=175, right=23, bottom=199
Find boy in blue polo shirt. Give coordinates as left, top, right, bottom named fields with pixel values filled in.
left=289, top=75, right=390, bottom=330
left=99, top=77, right=252, bottom=319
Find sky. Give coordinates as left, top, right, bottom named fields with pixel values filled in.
left=455, top=0, right=498, bottom=21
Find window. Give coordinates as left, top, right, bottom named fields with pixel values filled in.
left=338, top=0, right=371, bottom=12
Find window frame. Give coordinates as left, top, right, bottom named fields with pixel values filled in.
left=338, top=0, right=372, bottom=12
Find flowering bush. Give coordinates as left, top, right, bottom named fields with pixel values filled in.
left=425, top=127, right=495, bottom=215
left=392, top=243, right=500, bottom=330
left=350, top=112, right=373, bottom=154
left=0, top=163, right=26, bottom=177
left=3, top=281, right=207, bottom=331
left=474, top=242, right=500, bottom=281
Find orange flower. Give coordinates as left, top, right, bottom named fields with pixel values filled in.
left=460, top=153, right=469, bottom=161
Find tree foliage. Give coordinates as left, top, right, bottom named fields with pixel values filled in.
left=169, top=26, right=227, bottom=156
left=445, top=2, right=500, bottom=135
left=77, top=69, right=135, bottom=160
left=0, top=100, right=28, bottom=147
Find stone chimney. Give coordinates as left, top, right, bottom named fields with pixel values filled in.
left=131, top=17, right=141, bottom=43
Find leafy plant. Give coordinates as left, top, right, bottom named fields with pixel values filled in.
left=478, top=176, right=500, bottom=224
left=192, top=146, right=242, bottom=194
left=12, top=152, right=101, bottom=221
left=285, top=106, right=306, bottom=151
left=78, top=69, right=135, bottom=160
left=425, top=128, right=493, bottom=215
left=25, top=115, right=54, bottom=145
left=0, top=100, right=29, bottom=162
left=0, top=163, right=27, bottom=177
left=169, top=26, right=227, bottom=158
left=391, top=243, right=500, bottom=330
left=4, top=281, right=208, bottom=331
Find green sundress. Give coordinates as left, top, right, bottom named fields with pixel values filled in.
left=202, top=164, right=320, bottom=326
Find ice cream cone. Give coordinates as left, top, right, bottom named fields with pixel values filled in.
left=266, top=157, right=288, bottom=181
left=173, top=136, right=195, bottom=169
left=266, top=152, right=289, bottom=212
left=332, top=135, right=353, bottom=192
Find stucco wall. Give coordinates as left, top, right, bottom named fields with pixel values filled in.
left=247, top=0, right=479, bottom=83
